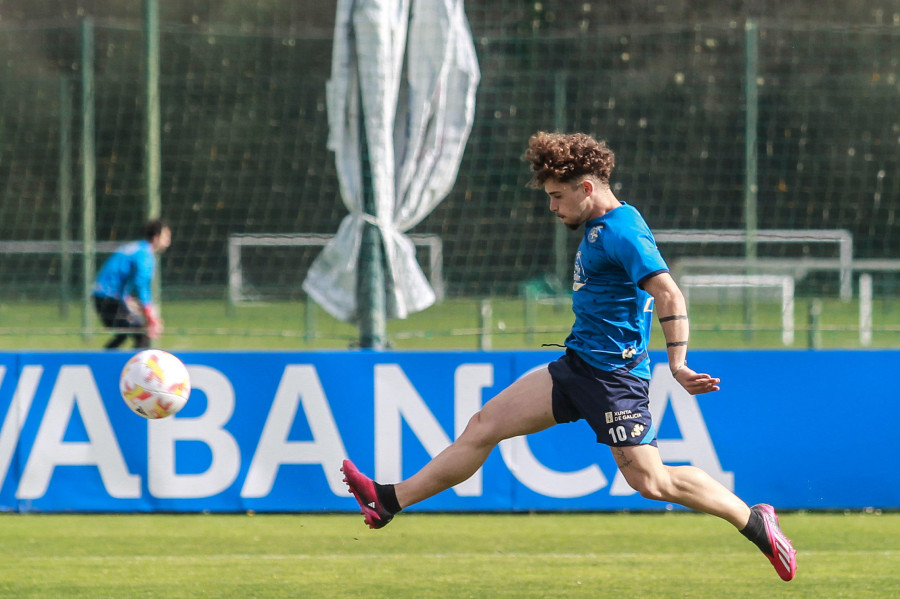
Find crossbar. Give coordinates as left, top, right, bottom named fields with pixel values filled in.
left=0, top=240, right=121, bottom=253
left=655, top=229, right=853, bottom=300
left=680, top=274, right=795, bottom=346
left=227, top=233, right=444, bottom=305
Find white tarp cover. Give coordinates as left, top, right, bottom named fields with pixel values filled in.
left=302, top=0, right=480, bottom=322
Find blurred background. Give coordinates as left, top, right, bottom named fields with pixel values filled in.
left=1, top=1, right=898, bottom=349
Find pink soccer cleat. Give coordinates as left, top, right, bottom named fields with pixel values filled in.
left=341, top=459, right=394, bottom=529
left=753, top=503, right=797, bottom=581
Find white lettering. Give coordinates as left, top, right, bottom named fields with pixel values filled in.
left=17, top=366, right=139, bottom=499
left=242, top=365, right=347, bottom=497
left=0, top=365, right=42, bottom=486
left=500, top=435, right=608, bottom=498
left=149, top=366, right=240, bottom=498
left=453, top=364, right=494, bottom=495
left=610, top=363, right=734, bottom=495
left=499, top=365, right=608, bottom=498
left=0, top=356, right=735, bottom=506
left=374, top=364, right=492, bottom=496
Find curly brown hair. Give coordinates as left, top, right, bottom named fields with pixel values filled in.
left=524, top=131, right=615, bottom=189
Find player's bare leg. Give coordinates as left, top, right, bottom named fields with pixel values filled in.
left=612, top=444, right=749, bottom=525
left=393, top=366, right=558, bottom=509
left=612, top=444, right=796, bottom=580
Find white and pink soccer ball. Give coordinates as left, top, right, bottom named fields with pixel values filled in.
left=119, top=349, right=191, bottom=419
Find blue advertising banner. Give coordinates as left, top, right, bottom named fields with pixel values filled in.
left=0, top=350, right=896, bottom=512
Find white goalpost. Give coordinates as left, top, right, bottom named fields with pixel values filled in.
left=227, top=233, right=445, bottom=305
left=680, top=274, right=796, bottom=346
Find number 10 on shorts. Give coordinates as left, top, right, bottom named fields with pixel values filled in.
left=608, top=425, right=627, bottom=444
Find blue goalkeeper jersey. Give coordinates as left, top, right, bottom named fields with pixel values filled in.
left=565, top=202, right=669, bottom=380
left=92, top=240, right=156, bottom=306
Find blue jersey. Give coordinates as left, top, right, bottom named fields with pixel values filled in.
left=565, top=203, right=668, bottom=380
left=92, top=240, right=156, bottom=305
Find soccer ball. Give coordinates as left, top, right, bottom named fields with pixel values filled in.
left=119, top=349, right=191, bottom=419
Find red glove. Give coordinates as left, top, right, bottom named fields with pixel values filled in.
left=143, top=304, right=164, bottom=339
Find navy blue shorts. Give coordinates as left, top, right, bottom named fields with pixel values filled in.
left=548, top=349, right=657, bottom=447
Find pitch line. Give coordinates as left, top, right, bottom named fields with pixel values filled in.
left=22, top=549, right=900, bottom=562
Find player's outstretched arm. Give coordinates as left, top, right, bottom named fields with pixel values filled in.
left=643, top=272, right=720, bottom=395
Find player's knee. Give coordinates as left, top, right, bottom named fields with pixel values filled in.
left=628, top=475, right=672, bottom=502
left=461, top=410, right=502, bottom=447
left=638, top=485, right=667, bottom=502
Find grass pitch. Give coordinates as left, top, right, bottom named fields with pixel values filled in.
left=0, top=511, right=897, bottom=598
left=2, top=296, right=900, bottom=350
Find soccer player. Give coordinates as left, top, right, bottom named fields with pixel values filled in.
left=342, top=132, right=797, bottom=581
left=92, top=218, right=170, bottom=350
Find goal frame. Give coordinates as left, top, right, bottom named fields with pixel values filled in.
left=227, top=233, right=445, bottom=305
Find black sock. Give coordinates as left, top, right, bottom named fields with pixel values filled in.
left=740, top=507, right=770, bottom=555
left=375, top=483, right=402, bottom=515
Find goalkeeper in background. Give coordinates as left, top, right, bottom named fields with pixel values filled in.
left=92, top=218, right=170, bottom=349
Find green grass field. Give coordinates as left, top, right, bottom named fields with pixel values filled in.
left=2, top=295, right=900, bottom=350
left=0, top=512, right=896, bottom=598
left=1, top=299, right=898, bottom=597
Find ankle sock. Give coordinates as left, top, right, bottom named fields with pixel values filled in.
left=740, top=507, right=770, bottom=554
left=375, top=483, right=402, bottom=515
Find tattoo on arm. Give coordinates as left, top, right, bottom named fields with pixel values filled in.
left=666, top=341, right=688, bottom=348
left=659, top=315, right=688, bottom=323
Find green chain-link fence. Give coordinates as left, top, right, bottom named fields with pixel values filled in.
left=1, top=2, right=899, bottom=348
